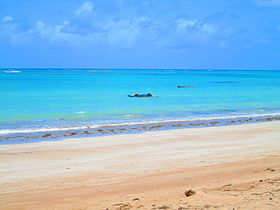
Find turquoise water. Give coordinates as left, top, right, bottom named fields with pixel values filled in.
left=0, top=68, right=280, bottom=135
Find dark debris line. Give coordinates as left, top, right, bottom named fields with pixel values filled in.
left=0, top=116, right=280, bottom=144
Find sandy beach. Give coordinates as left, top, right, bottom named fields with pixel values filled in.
left=0, top=121, right=280, bottom=210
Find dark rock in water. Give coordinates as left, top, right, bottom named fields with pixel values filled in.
left=42, top=134, right=52, bottom=138
left=172, top=124, right=183, bottom=127
left=150, top=125, right=164, bottom=129
left=200, top=123, right=209, bottom=126
left=177, top=85, right=195, bottom=88
left=84, top=131, right=91, bottom=134
left=63, top=132, right=77, bottom=137
left=189, top=123, right=201, bottom=126
left=24, top=134, right=33, bottom=139
left=184, top=189, right=195, bottom=197
left=128, top=93, right=157, bottom=97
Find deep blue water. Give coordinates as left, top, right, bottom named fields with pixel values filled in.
left=0, top=68, right=280, bottom=136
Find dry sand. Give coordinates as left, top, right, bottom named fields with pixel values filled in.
left=0, top=121, right=280, bottom=210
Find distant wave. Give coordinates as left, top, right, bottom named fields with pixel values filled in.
left=91, top=70, right=112, bottom=73
left=76, top=111, right=85, bottom=114
left=0, top=112, right=280, bottom=135
left=4, top=70, right=21, bottom=73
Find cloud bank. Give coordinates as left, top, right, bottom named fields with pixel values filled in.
left=0, top=1, right=231, bottom=50
left=0, top=0, right=279, bottom=54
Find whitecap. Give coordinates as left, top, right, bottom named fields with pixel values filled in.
left=76, top=111, right=85, bottom=114
left=4, top=70, right=21, bottom=73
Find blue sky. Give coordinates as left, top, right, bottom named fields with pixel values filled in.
left=0, top=0, right=280, bottom=69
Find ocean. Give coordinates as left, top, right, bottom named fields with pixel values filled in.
left=0, top=68, right=280, bottom=144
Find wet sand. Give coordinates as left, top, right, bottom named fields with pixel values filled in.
left=0, top=121, right=280, bottom=209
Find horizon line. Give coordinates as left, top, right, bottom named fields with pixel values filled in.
left=0, top=67, right=280, bottom=71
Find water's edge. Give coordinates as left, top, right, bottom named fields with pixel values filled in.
left=1, top=115, right=279, bottom=145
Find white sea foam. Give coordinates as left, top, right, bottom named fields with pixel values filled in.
left=0, top=126, right=98, bottom=135
left=4, top=70, right=21, bottom=73
left=0, top=112, right=279, bottom=135
left=76, top=111, right=85, bottom=114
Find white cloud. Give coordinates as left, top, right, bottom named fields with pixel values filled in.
left=201, top=23, right=217, bottom=34
left=102, top=19, right=143, bottom=48
left=75, top=1, right=94, bottom=16
left=176, top=19, right=218, bottom=35
left=255, top=0, right=280, bottom=7
left=176, top=19, right=198, bottom=30
left=0, top=8, right=225, bottom=50
left=27, top=21, right=82, bottom=46
left=222, top=27, right=235, bottom=37
left=24, top=18, right=141, bottom=48
left=2, top=16, right=13, bottom=22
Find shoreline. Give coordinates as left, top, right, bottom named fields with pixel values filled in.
left=1, top=114, right=280, bottom=145
left=0, top=121, right=280, bottom=209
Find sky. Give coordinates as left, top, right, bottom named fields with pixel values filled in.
left=0, top=0, right=280, bottom=69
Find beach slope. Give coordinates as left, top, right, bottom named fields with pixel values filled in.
left=0, top=122, right=280, bottom=209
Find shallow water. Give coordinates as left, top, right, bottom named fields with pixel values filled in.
left=0, top=68, right=280, bottom=140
